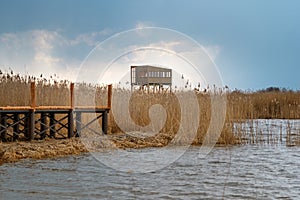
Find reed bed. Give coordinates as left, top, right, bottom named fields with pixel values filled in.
left=226, top=89, right=300, bottom=146
left=232, top=119, right=300, bottom=146
left=226, top=89, right=300, bottom=120
left=0, top=72, right=300, bottom=146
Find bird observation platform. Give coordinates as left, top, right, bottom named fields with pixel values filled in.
left=0, top=82, right=112, bottom=142
left=131, top=65, right=172, bottom=92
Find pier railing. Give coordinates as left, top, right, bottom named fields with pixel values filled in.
left=0, top=82, right=112, bottom=142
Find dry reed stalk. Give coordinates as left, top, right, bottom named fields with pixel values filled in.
left=0, top=138, right=89, bottom=164
left=1, top=72, right=300, bottom=145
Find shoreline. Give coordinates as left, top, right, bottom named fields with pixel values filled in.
left=0, top=138, right=89, bottom=165
left=2, top=128, right=297, bottom=165
left=0, top=132, right=176, bottom=165
left=0, top=132, right=221, bottom=165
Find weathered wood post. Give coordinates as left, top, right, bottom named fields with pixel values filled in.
left=70, top=82, right=74, bottom=109
left=107, top=84, right=112, bottom=109
left=28, top=82, right=36, bottom=141
left=28, top=109, right=35, bottom=141
left=102, top=110, right=108, bottom=134
left=75, top=112, right=81, bottom=137
left=68, top=83, right=74, bottom=138
left=0, top=113, right=2, bottom=138
left=31, top=82, right=36, bottom=109
left=102, top=84, right=112, bottom=135
left=68, top=109, right=74, bottom=138
left=0, top=114, right=7, bottom=142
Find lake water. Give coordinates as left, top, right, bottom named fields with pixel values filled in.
left=0, top=144, right=299, bottom=199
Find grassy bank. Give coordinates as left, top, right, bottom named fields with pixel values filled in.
left=0, top=138, right=88, bottom=164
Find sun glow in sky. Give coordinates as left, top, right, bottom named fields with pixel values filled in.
left=0, top=0, right=299, bottom=90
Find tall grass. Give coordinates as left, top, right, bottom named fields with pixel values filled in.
left=0, top=72, right=299, bottom=145
left=227, top=90, right=300, bottom=120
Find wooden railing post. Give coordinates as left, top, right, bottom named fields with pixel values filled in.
left=107, top=84, right=112, bottom=109
left=70, top=83, right=74, bottom=109
left=30, top=82, right=36, bottom=109
left=27, top=82, right=36, bottom=141
left=68, top=83, right=75, bottom=138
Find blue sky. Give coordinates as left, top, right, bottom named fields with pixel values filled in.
left=0, top=0, right=299, bottom=90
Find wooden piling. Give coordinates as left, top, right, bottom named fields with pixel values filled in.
left=0, top=113, right=2, bottom=138
left=25, top=82, right=36, bottom=141
left=28, top=110, right=35, bottom=141
left=68, top=83, right=75, bottom=138
left=102, top=111, right=108, bottom=134
left=68, top=110, right=74, bottom=138
left=0, top=114, right=7, bottom=142
left=75, top=112, right=81, bottom=137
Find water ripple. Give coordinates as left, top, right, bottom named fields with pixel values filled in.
left=0, top=145, right=299, bottom=199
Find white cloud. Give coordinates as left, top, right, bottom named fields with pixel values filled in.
left=34, top=51, right=60, bottom=65
left=0, top=30, right=63, bottom=76
left=96, top=39, right=222, bottom=89
left=135, top=21, right=155, bottom=29
left=32, top=30, right=58, bottom=50
left=0, top=29, right=113, bottom=80
left=69, top=29, right=113, bottom=46
left=0, top=28, right=222, bottom=87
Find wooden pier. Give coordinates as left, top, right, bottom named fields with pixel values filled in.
left=0, top=83, right=112, bottom=142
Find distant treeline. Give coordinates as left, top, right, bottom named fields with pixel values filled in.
left=231, top=86, right=298, bottom=93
